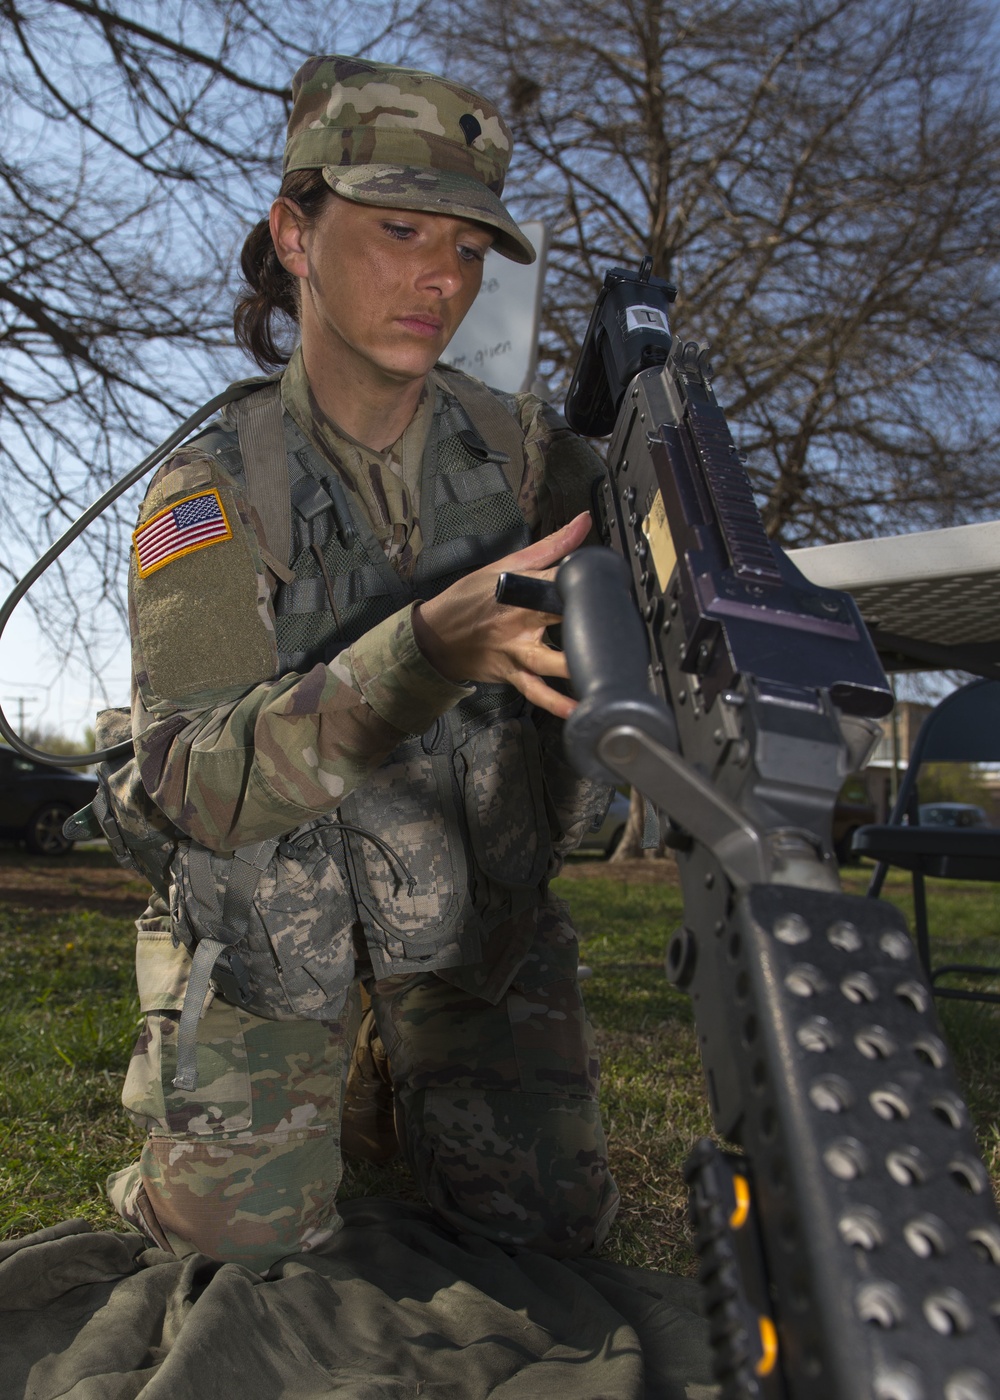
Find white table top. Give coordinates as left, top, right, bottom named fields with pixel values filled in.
left=789, top=521, right=1000, bottom=666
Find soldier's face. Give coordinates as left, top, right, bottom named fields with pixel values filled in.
left=274, top=194, right=492, bottom=385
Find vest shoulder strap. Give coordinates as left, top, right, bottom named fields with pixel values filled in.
left=435, top=366, right=527, bottom=495
left=225, top=381, right=293, bottom=580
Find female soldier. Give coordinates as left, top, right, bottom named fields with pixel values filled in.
left=107, top=54, right=619, bottom=1271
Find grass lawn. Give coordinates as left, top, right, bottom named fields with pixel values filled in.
left=559, top=864, right=1000, bottom=1272
left=1, top=850, right=997, bottom=1277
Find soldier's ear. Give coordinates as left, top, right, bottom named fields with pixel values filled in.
left=269, top=198, right=310, bottom=279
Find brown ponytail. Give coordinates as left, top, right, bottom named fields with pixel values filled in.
left=233, top=169, right=332, bottom=371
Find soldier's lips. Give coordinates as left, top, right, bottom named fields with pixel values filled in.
left=397, top=314, right=444, bottom=337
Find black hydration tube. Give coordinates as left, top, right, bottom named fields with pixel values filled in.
left=0, top=381, right=265, bottom=767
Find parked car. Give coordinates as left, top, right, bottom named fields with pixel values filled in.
left=579, top=790, right=632, bottom=857
left=0, top=747, right=98, bottom=855
left=917, top=802, right=990, bottom=828
left=833, top=776, right=877, bottom=864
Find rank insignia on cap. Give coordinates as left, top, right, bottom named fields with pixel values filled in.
left=133, top=488, right=232, bottom=578
left=458, top=113, right=482, bottom=146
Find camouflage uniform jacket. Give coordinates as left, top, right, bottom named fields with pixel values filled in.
left=128, top=352, right=609, bottom=1022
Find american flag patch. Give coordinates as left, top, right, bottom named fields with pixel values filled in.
left=133, top=489, right=232, bottom=577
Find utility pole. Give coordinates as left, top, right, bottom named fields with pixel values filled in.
left=888, top=677, right=901, bottom=812
left=3, top=695, right=36, bottom=737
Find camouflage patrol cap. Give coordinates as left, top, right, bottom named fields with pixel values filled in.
left=284, top=55, right=535, bottom=265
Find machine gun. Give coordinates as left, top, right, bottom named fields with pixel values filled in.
left=500, top=260, right=1000, bottom=1400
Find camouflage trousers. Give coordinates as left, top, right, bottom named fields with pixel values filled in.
left=108, top=900, right=620, bottom=1273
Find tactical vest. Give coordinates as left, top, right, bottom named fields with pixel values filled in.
left=86, top=371, right=599, bottom=1091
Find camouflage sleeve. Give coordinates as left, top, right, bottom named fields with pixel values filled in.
left=510, top=393, right=606, bottom=540
left=130, top=450, right=472, bottom=854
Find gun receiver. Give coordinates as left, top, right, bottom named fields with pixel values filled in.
left=547, top=262, right=1000, bottom=1400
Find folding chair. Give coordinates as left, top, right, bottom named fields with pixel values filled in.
left=853, top=677, right=1000, bottom=1004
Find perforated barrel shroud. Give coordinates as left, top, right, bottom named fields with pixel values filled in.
left=709, top=884, right=1000, bottom=1400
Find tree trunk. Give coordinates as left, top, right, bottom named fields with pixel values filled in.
left=609, top=787, right=667, bottom=862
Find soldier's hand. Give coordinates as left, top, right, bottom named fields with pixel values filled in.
left=411, top=512, right=591, bottom=719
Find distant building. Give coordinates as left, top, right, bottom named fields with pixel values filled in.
left=860, top=698, right=999, bottom=822
left=865, top=700, right=933, bottom=819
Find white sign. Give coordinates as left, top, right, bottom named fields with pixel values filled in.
left=440, top=221, right=548, bottom=393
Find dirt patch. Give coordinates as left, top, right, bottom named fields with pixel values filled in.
left=0, top=846, right=680, bottom=919
left=0, top=845, right=150, bottom=917
left=557, top=854, right=681, bottom=885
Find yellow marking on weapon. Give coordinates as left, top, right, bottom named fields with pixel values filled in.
left=729, top=1172, right=751, bottom=1230
left=755, top=1316, right=779, bottom=1377
left=642, top=490, right=676, bottom=591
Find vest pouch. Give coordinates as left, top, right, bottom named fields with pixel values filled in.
left=455, top=714, right=552, bottom=892
left=170, top=823, right=356, bottom=1024
left=535, top=713, right=617, bottom=861
left=77, top=707, right=182, bottom=898
left=250, top=823, right=358, bottom=1015
left=338, top=740, right=473, bottom=965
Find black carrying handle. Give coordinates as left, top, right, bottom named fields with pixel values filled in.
left=557, top=548, right=677, bottom=781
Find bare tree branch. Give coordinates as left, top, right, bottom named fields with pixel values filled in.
left=0, top=0, right=427, bottom=706
left=424, top=0, right=1000, bottom=545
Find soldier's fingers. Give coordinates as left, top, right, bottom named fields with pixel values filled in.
left=496, top=608, right=564, bottom=630
left=511, top=668, right=578, bottom=719
left=520, top=642, right=570, bottom=679
left=500, top=512, right=591, bottom=574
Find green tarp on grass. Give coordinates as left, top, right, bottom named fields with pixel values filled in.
left=0, top=1199, right=717, bottom=1399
